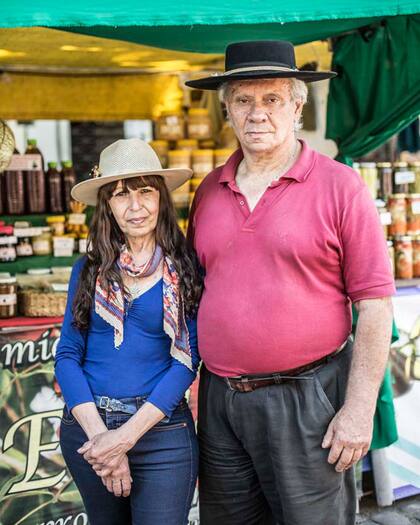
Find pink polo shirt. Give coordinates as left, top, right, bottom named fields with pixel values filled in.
left=188, top=141, right=395, bottom=377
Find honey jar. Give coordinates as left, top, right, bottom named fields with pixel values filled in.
left=149, top=140, right=169, bottom=168
left=388, top=194, right=407, bottom=236
left=176, top=139, right=199, bottom=151
left=155, top=112, right=185, bottom=141
left=214, top=149, right=235, bottom=168
left=0, top=276, right=17, bottom=319
left=394, top=236, right=413, bottom=279
left=168, top=150, right=191, bottom=170
left=187, top=108, right=212, bottom=140
left=406, top=194, right=420, bottom=235
left=192, top=150, right=214, bottom=178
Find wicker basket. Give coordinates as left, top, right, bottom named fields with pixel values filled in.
left=19, top=290, right=67, bottom=317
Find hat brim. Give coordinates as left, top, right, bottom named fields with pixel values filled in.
left=185, top=69, right=337, bottom=90
left=71, top=168, right=193, bottom=207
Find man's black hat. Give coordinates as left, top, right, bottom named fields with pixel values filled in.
left=185, top=40, right=336, bottom=90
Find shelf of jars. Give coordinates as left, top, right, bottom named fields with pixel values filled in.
left=0, top=140, right=91, bottom=320
left=355, top=162, right=420, bottom=282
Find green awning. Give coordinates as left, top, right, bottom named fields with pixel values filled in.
left=1, top=0, right=419, bottom=52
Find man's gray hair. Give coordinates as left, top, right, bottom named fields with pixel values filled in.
left=218, top=77, right=308, bottom=132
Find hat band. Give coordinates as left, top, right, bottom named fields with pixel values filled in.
left=212, top=65, right=299, bottom=77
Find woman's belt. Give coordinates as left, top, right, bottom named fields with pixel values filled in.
left=223, top=338, right=350, bottom=393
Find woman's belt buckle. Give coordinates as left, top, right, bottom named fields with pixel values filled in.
left=98, top=395, right=113, bottom=412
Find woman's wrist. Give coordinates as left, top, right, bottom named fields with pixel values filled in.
left=115, top=423, right=139, bottom=451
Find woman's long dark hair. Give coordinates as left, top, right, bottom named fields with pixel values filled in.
left=72, top=175, right=202, bottom=330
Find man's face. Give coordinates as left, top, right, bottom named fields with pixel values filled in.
left=224, top=78, right=303, bottom=154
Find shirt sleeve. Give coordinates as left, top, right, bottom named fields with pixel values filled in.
left=146, top=316, right=200, bottom=418
left=340, top=185, right=396, bottom=302
left=54, top=257, right=95, bottom=410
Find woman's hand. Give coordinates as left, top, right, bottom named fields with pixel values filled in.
left=78, top=428, right=135, bottom=475
left=101, top=454, right=133, bottom=497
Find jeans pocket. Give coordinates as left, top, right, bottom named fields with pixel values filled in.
left=152, top=421, right=188, bottom=432
left=61, top=406, right=76, bottom=425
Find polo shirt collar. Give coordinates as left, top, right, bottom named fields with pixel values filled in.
left=218, top=140, right=315, bottom=186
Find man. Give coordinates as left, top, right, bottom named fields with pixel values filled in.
left=186, top=41, right=395, bottom=525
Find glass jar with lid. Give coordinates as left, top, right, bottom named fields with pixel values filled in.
left=32, top=229, right=52, bottom=256
left=176, top=139, right=199, bottom=151
left=359, top=162, right=378, bottom=200
left=16, top=237, right=34, bottom=257
left=149, top=140, right=169, bottom=168
left=393, top=162, right=415, bottom=194
left=214, top=149, right=235, bottom=168
left=155, top=112, right=185, bottom=141
left=406, top=194, right=420, bottom=235
left=46, top=215, right=66, bottom=237
left=192, top=150, right=214, bottom=178
left=377, top=162, right=393, bottom=201
left=187, top=108, right=212, bottom=140
left=394, top=236, right=413, bottom=279
left=409, top=161, right=420, bottom=194
left=168, top=150, right=191, bottom=170
left=0, top=276, right=17, bottom=319
left=0, top=226, right=17, bottom=262
left=388, top=194, right=407, bottom=236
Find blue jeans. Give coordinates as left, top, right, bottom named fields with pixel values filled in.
left=60, top=398, right=198, bottom=525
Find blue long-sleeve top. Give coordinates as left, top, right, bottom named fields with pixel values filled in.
left=54, top=257, right=200, bottom=418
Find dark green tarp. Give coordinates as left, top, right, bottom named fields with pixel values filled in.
left=1, top=0, right=419, bottom=52
left=326, top=15, right=420, bottom=163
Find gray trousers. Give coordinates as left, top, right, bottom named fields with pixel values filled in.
left=198, top=341, right=356, bottom=525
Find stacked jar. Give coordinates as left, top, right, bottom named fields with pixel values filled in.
left=191, top=150, right=214, bottom=192
left=155, top=112, right=185, bottom=142
left=168, top=150, right=191, bottom=224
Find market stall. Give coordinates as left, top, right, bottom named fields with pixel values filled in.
left=1, top=2, right=420, bottom=524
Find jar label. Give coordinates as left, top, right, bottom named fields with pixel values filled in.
left=412, top=201, right=420, bottom=215
left=193, top=162, right=213, bottom=174
left=7, top=154, right=42, bottom=171
left=188, top=124, right=210, bottom=137
left=395, top=171, right=415, bottom=184
left=379, top=212, right=392, bottom=226
left=0, top=294, right=17, bottom=306
left=0, top=247, right=16, bottom=260
left=68, top=213, right=86, bottom=226
left=79, top=239, right=87, bottom=254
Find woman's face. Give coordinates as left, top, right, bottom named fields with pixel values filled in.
left=108, top=180, right=160, bottom=240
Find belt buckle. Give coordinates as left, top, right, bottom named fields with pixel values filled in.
left=239, top=377, right=254, bottom=393
left=98, top=396, right=112, bottom=412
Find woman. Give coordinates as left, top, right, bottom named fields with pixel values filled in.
left=55, top=138, right=202, bottom=525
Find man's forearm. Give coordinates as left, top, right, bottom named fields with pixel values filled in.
left=344, top=297, right=393, bottom=415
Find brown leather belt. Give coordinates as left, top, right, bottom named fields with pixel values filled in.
left=223, top=339, right=349, bottom=393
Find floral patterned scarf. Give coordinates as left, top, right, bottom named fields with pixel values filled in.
left=94, top=244, right=192, bottom=371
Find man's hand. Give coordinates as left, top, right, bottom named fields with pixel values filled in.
left=101, top=454, right=133, bottom=497
left=321, top=404, right=373, bottom=472
left=78, top=429, right=133, bottom=475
